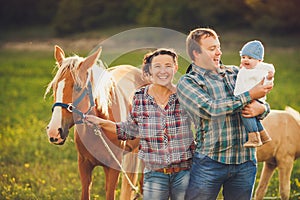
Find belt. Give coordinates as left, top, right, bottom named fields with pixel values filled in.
left=155, top=167, right=189, bottom=174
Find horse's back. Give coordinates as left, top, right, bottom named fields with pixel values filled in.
left=109, top=65, right=148, bottom=89
left=107, top=65, right=146, bottom=199
left=257, top=108, right=300, bottom=162
left=107, top=65, right=149, bottom=122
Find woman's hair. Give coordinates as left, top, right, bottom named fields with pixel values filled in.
left=186, top=28, right=218, bottom=61
left=142, top=48, right=178, bottom=78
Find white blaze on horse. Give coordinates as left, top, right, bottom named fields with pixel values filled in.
left=45, top=45, right=148, bottom=200
left=255, top=106, right=300, bottom=200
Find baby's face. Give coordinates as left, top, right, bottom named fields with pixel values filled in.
left=240, top=55, right=261, bottom=69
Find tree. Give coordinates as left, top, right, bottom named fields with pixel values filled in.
left=0, top=0, right=59, bottom=27
left=52, top=0, right=133, bottom=35
left=244, top=0, right=300, bottom=33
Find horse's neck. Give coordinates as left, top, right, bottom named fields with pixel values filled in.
left=111, top=85, right=130, bottom=122
left=92, top=64, right=130, bottom=122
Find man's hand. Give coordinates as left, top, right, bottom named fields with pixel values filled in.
left=242, top=100, right=266, bottom=118
left=249, top=78, right=273, bottom=100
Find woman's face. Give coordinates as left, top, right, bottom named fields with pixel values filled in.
left=150, top=54, right=178, bottom=87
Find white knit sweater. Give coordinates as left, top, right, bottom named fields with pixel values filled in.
left=234, top=62, right=275, bottom=102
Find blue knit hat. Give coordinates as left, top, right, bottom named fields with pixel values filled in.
left=240, top=40, right=264, bottom=60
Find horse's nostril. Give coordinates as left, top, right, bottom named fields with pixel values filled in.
left=50, top=137, right=58, bottom=143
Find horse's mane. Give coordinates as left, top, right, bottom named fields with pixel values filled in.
left=93, top=61, right=114, bottom=117
left=44, top=55, right=84, bottom=98
left=44, top=55, right=114, bottom=117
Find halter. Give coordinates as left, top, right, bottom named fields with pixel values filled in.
left=51, top=81, right=95, bottom=124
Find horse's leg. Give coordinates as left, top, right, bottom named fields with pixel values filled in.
left=103, top=166, right=120, bottom=200
left=277, top=158, right=294, bottom=200
left=78, top=154, right=94, bottom=200
left=120, top=150, right=140, bottom=200
left=254, top=162, right=277, bottom=200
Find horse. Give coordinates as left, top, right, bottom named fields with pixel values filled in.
left=45, top=45, right=149, bottom=200
left=255, top=106, right=300, bottom=200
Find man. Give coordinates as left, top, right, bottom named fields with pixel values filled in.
left=177, top=28, right=273, bottom=200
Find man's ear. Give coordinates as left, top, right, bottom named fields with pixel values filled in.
left=192, top=50, right=200, bottom=59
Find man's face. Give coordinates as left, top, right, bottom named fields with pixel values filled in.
left=194, top=36, right=222, bottom=73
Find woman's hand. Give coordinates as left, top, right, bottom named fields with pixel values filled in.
left=84, top=115, right=104, bottom=125
left=84, top=115, right=117, bottom=134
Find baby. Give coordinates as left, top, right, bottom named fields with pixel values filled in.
left=234, top=40, right=275, bottom=148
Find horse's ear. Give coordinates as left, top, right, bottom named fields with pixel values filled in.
left=54, top=45, right=65, bottom=67
left=80, top=47, right=102, bottom=72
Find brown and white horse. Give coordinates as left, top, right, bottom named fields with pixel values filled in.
left=255, top=106, right=300, bottom=200
left=45, top=45, right=148, bottom=200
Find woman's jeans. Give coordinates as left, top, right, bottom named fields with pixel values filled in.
left=143, top=169, right=190, bottom=200
left=185, top=153, right=257, bottom=200
left=241, top=116, right=264, bottom=133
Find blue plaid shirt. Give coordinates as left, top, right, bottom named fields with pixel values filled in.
left=177, top=64, right=269, bottom=164
left=116, top=85, right=194, bottom=170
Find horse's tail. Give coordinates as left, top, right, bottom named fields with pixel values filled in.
left=285, top=106, right=300, bottom=124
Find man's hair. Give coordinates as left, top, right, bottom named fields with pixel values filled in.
left=186, top=28, right=218, bottom=61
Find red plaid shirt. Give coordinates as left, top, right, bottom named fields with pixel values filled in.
left=116, top=85, right=194, bottom=170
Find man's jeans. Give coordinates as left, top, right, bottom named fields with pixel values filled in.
left=143, top=169, right=190, bottom=200
left=185, top=153, right=257, bottom=200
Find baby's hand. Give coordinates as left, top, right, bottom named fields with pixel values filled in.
left=266, top=71, right=274, bottom=80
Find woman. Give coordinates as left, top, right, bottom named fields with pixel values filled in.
left=85, top=48, right=194, bottom=200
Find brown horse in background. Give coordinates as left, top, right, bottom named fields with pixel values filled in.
left=45, top=45, right=148, bottom=200
left=255, top=106, right=300, bottom=200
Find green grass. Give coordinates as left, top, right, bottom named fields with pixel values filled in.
left=0, top=31, right=299, bottom=199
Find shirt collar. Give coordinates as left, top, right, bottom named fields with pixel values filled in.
left=191, top=63, right=222, bottom=78
left=190, top=63, right=234, bottom=76
left=190, top=63, right=208, bottom=76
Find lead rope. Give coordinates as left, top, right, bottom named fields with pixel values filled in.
left=89, top=122, right=142, bottom=200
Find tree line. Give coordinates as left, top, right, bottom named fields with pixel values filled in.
left=1, top=0, right=299, bottom=35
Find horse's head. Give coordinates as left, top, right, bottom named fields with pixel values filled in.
left=45, top=45, right=102, bottom=145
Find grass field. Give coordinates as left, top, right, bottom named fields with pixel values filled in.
left=0, top=28, right=300, bottom=199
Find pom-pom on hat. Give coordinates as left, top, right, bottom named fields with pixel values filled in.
left=240, top=40, right=264, bottom=60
